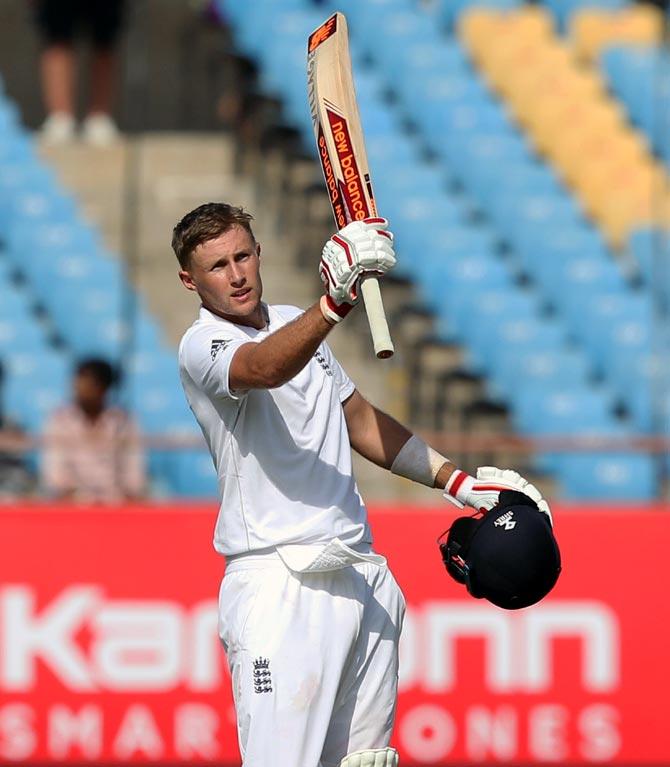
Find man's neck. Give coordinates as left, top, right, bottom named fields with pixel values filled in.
left=203, top=302, right=268, bottom=330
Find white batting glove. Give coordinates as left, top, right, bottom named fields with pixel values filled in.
left=444, top=466, right=553, bottom=526
left=319, top=217, right=396, bottom=324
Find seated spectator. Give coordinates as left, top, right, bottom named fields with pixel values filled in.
left=41, top=358, right=145, bottom=503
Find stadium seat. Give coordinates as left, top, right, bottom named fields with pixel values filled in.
left=440, top=289, right=537, bottom=365
left=513, top=383, right=621, bottom=473
left=3, top=349, right=70, bottom=432
left=559, top=453, right=658, bottom=500
left=513, top=384, right=617, bottom=435
left=334, top=0, right=414, bottom=37
left=576, top=291, right=653, bottom=376
left=169, top=450, right=219, bottom=499
left=494, top=347, right=593, bottom=406
left=384, top=39, right=467, bottom=86
left=600, top=45, right=670, bottom=168
left=571, top=5, right=663, bottom=63
left=611, top=348, right=670, bottom=430
left=439, top=0, right=523, bottom=31
left=542, top=255, right=627, bottom=317
left=628, top=228, right=670, bottom=299
left=544, top=0, right=628, bottom=32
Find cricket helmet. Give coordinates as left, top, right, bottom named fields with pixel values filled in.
left=440, top=490, right=561, bottom=610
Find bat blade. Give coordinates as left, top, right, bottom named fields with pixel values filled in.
left=307, top=12, right=394, bottom=359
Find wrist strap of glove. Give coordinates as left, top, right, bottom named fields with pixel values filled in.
left=443, top=470, right=475, bottom=509
left=390, top=435, right=448, bottom=487
left=320, top=295, right=352, bottom=325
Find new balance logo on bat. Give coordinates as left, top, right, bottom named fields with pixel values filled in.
left=494, top=511, right=517, bottom=531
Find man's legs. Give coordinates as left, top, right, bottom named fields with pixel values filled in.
left=321, top=565, right=405, bottom=767
left=220, top=560, right=374, bottom=767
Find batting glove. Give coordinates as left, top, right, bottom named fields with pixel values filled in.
left=319, top=218, right=396, bottom=324
left=444, top=466, right=553, bottom=526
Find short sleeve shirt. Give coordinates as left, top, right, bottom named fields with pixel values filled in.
left=178, top=304, right=370, bottom=556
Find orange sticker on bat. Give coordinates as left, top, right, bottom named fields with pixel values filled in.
left=308, top=14, right=337, bottom=53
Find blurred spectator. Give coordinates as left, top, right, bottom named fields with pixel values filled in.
left=0, top=363, right=36, bottom=499
left=34, top=0, right=126, bottom=146
left=41, top=358, right=146, bottom=503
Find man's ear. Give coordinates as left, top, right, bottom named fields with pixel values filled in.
left=256, top=242, right=261, bottom=259
left=178, top=269, right=197, bottom=292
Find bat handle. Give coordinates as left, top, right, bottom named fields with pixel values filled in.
left=360, top=276, right=394, bottom=359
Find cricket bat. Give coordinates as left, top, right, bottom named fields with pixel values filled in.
left=307, top=11, right=395, bottom=359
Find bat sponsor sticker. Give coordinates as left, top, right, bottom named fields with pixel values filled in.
left=326, top=108, right=375, bottom=221
left=307, top=14, right=337, bottom=53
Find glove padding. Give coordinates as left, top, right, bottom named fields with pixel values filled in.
left=319, top=218, right=396, bottom=323
left=444, top=466, right=553, bottom=527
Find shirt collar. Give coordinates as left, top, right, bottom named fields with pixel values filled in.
left=199, top=303, right=270, bottom=331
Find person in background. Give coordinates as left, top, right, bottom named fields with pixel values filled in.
left=41, top=357, right=145, bottom=503
left=34, top=0, right=126, bottom=146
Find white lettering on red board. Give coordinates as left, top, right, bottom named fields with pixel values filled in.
left=0, top=586, right=223, bottom=692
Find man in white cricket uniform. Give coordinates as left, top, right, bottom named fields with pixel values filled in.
left=173, top=203, right=551, bottom=767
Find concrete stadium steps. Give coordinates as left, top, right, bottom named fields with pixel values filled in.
left=39, top=132, right=431, bottom=503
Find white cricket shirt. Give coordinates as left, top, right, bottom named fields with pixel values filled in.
left=178, top=304, right=371, bottom=556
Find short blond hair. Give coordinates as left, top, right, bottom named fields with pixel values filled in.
left=171, top=202, right=255, bottom=268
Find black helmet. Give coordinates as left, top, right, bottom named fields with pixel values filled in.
left=440, top=490, right=561, bottom=610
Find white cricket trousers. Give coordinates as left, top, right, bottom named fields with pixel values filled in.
left=218, top=553, right=406, bottom=767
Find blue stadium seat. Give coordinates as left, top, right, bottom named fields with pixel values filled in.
left=559, top=453, right=658, bottom=501
left=475, top=316, right=566, bottom=379
left=430, top=265, right=516, bottom=341
left=0, top=278, right=35, bottom=320
left=473, top=160, right=562, bottom=211
left=513, top=222, right=610, bottom=277
left=543, top=256, right=627, bottom=316
left=612, top=349, right=670, bottom=431
left=600, top=45, right=670, bottom=164
left=577, top=291, right=653, bottom=376
left=335, top=0, right=414, bottom=37
left=0, top=316, right=48, bottom=354
left=3, top=350, right=70, bottom=432
left=449, top=133, right=532, bottom=191
left=495, top=347, right=593, bottom=406
left=512, top=385, right=620, bottom=474
left=169, top=450, right=219, bottom=499
left=545, top=0, right=628, bottom=31
left=412, top=225, right=498, bottom=283
left=5, top=219, right=100, bottom=280
left=628, top=228, right=670, bottom=301
left=361, top=9, right=443, bottom=68
left=384, top=39, right=468, bottom=85
left=366, top=135, right=422, bottom=178
left=490, top=192, right=582, bottom=244
left=438, top=289, right=537, bottom=365
left=437, top=0, right=523, bottom=30
left=513, top=385, right=617, bottom=436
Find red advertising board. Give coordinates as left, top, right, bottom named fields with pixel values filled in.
left=0, top=503, right=668, bottom=765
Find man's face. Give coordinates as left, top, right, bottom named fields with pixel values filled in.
left=74, top=372, right=108, bottom=413
left=178, top=225, right=264, bottom=327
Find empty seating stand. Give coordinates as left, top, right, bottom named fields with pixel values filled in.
left=0, top=90, right=210, bottom=496
left=213, top=0, right=664, bottom=500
